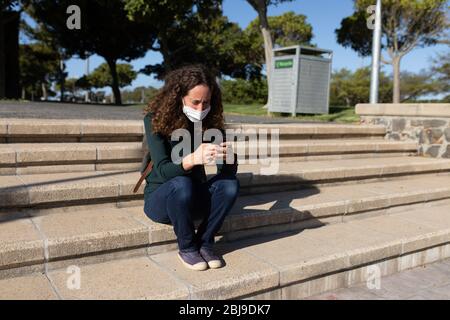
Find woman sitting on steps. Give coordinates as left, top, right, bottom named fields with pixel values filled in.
left=142, top=64, right=240, bottom=271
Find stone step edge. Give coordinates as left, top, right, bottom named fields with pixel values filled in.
left=0, top=119, right=144, bottom=137
left=0, top=118, right=386, bottom=136
left=0, top=139, right=416, bottom=152
left=238, top=239, right=450, bottom=300
left=1, top=134, right=387, bottom=145
left=239, top=160, right=450, bottom=189
left=2, top=186, right=450, bottom=275
left=3, top=216, right=450, bottom=300
left=2, top=159, right=450, bottom=209
left=0, top=152, right=419, bottom=176
left=0, top=142, right=418, bottom=167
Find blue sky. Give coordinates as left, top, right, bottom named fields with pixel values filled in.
left=54, top=0, right=448, bottom=91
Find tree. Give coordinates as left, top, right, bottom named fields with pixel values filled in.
left=125, top=0, right=258, bottom=80
left=221, top=78, right=268, bottom=104
left=143, top=13, right=257, bottom=80
left=400, top=71, right=440, bottom=102
left=24, top=0, right=157, bottom=105
left=245, top=0, right=294, bottom=107
left=122, top=86, right=158, bottom=104
left=1, top=0, right=21, bottom=99
left=21, top=12, right=71, bottom=102
left=19, top=42, right=60, bottom=100
left=329, top=67, right=392, bottom=106
left=336, top=0, right=448, bottom=103
left=78, top=63, right=137, bottom=103
left=245, top=11, right=313, bottom=69
left=330, top=67, right=442, bottom=106
left=431, top=51, right=450, bottom=99
left=55, top=78, right=83, bottom=100
left=329, top=68, right=355, bottom=106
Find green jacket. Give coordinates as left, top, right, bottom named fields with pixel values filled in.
left=143, top=112, right=238, bottom=196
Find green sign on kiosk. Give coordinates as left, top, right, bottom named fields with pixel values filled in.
left=275, top=59, right=294, bottom=69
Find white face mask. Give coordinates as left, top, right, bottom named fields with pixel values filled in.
left=182, top=99, right=211, bottom=122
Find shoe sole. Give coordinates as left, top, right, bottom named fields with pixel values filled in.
left=207, top=260, right=223, bottom=269
left=177, top=253, right=208, bottom=271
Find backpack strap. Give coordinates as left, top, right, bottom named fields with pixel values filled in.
left=133, top=160, right=153, bottom=193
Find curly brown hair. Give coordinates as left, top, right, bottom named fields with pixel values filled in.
left=143, top=64, right=225, bottom=138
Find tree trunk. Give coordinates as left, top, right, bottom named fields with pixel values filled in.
left=159, top=35, right=173, bottom=78
left=254, top=1, right=273, bottom=114
left=0, top=10, right=5, bottom=99
left=41, top=83, right=48, bottom=101
left=260, top=28, right=273, bottom=89
left=59, top=60, right=65, bottom=102
left=392, top=55, right=401, bottom=103
left=59, top=76, right=65, bottom=102
left=0, top=11, right=20, bottom=99
left=107, top=59, right=122, bottom=105
left=261, top=27, right=273, bottom=107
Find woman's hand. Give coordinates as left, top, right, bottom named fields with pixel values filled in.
left=215, top=142, right=233, bottom=163
left=197, top=143, right=221, bottom=164
left=182, top=143, right=218, bottom=170
left=182, top=142, right=233, bottom=170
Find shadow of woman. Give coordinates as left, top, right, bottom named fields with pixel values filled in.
left=208, top=182, right=331, bottom=256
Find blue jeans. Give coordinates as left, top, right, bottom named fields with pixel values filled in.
left=143, top=173, right=240, bottom=252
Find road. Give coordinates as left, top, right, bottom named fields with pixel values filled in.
left=0, top=101, right=334, bottom=124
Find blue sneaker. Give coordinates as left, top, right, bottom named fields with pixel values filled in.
left=177, top=251, right=208, bottom=271
left=199, top=247, right=223, bottom=269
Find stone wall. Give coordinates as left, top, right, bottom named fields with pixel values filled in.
left=356, top=104, right=450, bottom=158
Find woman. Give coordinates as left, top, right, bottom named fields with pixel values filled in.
left=142, top=64, right=240, bottom=271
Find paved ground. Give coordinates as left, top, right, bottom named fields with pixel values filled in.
left=308, top=258, right=450, bottom=300
left=0, top=101, right=330, bottom=124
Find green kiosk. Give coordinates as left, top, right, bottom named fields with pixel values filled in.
left=269, top=45, right=333, bottom=116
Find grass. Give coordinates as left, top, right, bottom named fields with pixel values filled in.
left=0, top=100, right=359, bottom=124
left=223, top=103, right=360, bottom=124
left=103, top=103, right=360, bottom=124
left=223, top=103, right=269, bottom=116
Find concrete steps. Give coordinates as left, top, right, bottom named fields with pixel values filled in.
left=2, top=156, right=450, bottom=209
left=0, top=142, right=144, bottom=175
left=1, top=202, right=449, bottom=299
left=233, top=156, right=450, bottom=194
left=1, top=118, right=386, bottom=143
left=2, top=174, right=450, bottom=280
left=226, top=122, right=387, bottom=140
left=0, top=117, right=448, bottom=300
left=0, top=118, right=399, bottom=176
left=0, top=139, right=417, bottom=175
left=0, top=118, right=144, bottom=143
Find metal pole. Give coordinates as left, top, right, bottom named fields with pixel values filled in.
left=60, top=58, right=65, bottom=102
left=85, top=56, right=90, bottom=102
left=370, top=0, right=382, bottom=104
left=0, top=10, right=5, bottom=99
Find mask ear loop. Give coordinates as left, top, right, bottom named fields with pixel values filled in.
left=202, top=106, right=211, bottom=116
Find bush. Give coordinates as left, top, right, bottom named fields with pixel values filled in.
left=220, top=78, right=267, bottom=105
